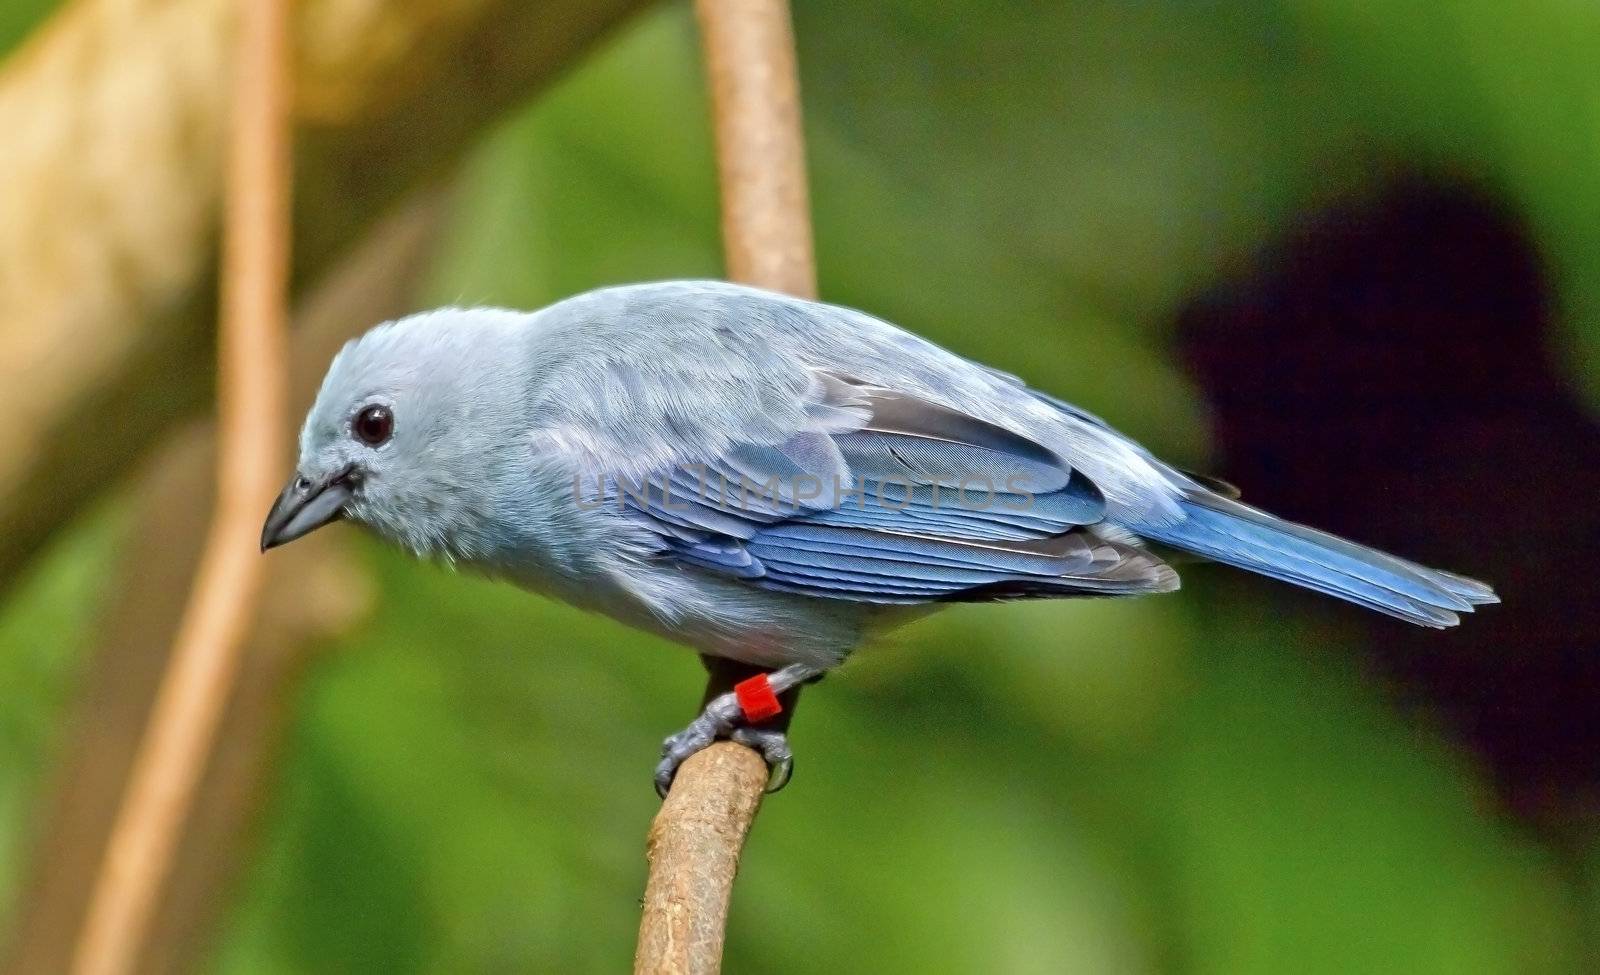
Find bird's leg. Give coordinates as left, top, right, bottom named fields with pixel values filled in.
left=654, top=658, right=822, bottom=797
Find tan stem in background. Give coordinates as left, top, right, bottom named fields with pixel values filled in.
left=1, top=0, right=644, bottom=967
left=695, top=0, right=817, bottom=300
left=69, top=1, right=294, bottom=972
left=3, top=192, right=447, bottom=975
left=635, top=2, right=816, bottom=973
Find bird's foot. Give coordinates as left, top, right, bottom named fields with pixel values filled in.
left=653, top=689, right=742, bottom=797
left=653, top=662, right=818, bottom=798
left=730, top=725, right=794, bottom=792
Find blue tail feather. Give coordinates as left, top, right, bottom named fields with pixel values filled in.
left=1140, top=495, right=1498, bottom=628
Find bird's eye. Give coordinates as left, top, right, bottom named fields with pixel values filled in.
left=353, top=404, right=393, bottom=446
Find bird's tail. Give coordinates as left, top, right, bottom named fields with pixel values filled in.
left=1139, top=493, right=1498, bottom=627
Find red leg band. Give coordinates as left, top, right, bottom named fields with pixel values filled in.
left=734, top=674, right=783, bottom=723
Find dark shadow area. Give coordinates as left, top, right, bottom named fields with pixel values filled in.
left=1176, top=178, right=1600, bottom=831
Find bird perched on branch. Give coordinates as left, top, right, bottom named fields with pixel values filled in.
left=262, top=281, right=1497, bottom=794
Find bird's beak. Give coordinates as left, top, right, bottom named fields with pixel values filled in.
left=261, top=467, right=355, bottom=551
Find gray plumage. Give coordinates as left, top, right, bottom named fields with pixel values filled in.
left=275, top=280, right=1497, bottom=672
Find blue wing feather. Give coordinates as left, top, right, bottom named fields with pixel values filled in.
left=611, top=376, right=1174, bottom=603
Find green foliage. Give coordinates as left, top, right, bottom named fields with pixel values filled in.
left=0, top=0, right=1593, bottom=971
left=0, top=504, right=124, bottom=925
left=0, top=0, right=52, bottom=58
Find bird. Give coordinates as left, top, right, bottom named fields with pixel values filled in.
left=261, top=280, right=1497, bottom=794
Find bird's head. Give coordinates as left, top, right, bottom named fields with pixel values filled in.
left=261, top=308, right=532, bottom=559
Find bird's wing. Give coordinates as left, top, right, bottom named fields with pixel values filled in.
left=601, top=371, right=1176, bottom=604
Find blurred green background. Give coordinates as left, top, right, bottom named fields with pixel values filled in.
left=2, top=1, right=1597, bottom=971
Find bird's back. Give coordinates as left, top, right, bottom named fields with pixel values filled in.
left=522, top=280, right=1185, bottom=524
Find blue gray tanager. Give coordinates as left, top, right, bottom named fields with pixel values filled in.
left=261, top=281, right=1497, bottom=793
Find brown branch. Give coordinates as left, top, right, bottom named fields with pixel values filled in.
left=635, top=745, right=769, bottom=974
left=636, top=2, right=816, bottom=973
left=68, top=1, right=294, bottom=972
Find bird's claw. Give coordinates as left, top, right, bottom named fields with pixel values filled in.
left=653, top=691, right=793, bottom=797
left=653, top=705, right=731, bottom=798
left=730, top=725, right=794, bottom=792
left=654, top=662, right=820, bottom=798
